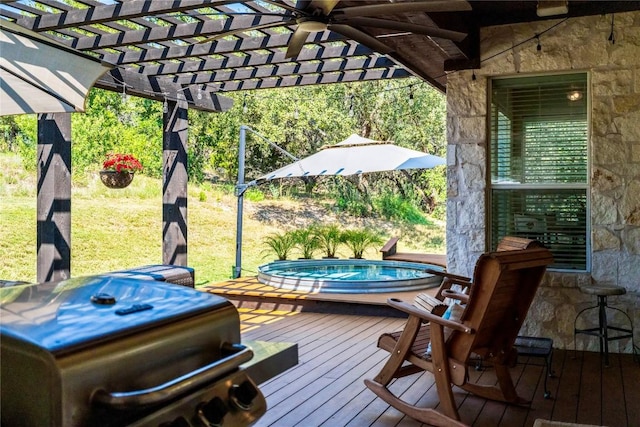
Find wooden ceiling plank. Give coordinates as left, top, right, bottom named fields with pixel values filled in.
left=68, top=14, right=288, bottom=50
left=171, top=58, right=405, bottom=85
left=100, top=31, right=348, bottom=65
left=216, top=67, right=410, bottom=91
left=153, top=52, right=392, bottom=81
left=135, top=42, right=376, bottom=76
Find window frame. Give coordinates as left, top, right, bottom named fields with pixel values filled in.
left=488, top=72, right=591, bottom=272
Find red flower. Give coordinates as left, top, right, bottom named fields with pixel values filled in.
left=102, top=153, right=143, bottom=173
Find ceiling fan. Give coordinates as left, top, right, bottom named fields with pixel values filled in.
left=198, top=0, right=471, bottom=58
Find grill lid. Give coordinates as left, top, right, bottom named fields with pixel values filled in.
left=0, top=276, right=233, bottom=354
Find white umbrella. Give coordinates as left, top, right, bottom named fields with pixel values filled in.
left=0, top=21, right=112, bottom=116
left=258, top=134, right=445, bottom=181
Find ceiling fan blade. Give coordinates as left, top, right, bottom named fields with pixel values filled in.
left=328, top=24, right=394, bottom=55
left=197, top=19, right=296, bottom=44
left=310, top=0, right=340, bottom=15
left=344, top=17, right=467, bottom=42
left=333, top=1, right=471, bottom=17
left=285, top=27, right=311, bottom=58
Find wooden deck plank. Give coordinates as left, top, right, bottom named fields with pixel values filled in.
left=521, top=357, right=559, bottom=426
left=622, top=352, right=640, bottom=426
left=576, top=350, right=602, bottom=425
left=367, top=373, right=438, bottom=427
left=280, top=349, right=391, bottom=426
left=601, top=353, right=631, bottom=427
left=500, top=360, right=544, bottom=427
left=548, top=349, right=580, bottom=423
left=253, top=315, right=403, bottom=424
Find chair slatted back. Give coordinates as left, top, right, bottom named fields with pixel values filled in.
left=447, top=248, right=553, bottom=364
left=495, top=236, right=544, bottom=251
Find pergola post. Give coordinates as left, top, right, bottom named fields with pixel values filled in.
left=36, top=113, right=71, bottom=283
left=162, top=98, right=189, bottom=266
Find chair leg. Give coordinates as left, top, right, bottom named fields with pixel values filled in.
left=429, top=322, right=460, bottom=421
left=460, top=363, right=529, bottom=405
left=372, top=316, right=422, bottom=386
left=364, top=380, right=467, bottom=427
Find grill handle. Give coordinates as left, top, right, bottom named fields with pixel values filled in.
left=92, top=343, right=253, bottom=409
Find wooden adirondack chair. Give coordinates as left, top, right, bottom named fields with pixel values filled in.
left=364, top=247, right=554, bottom=427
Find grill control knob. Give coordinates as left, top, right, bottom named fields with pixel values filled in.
left=229, top=380, right=259, bottom=410
left=197, top=397, right=228, bottom=426
left=90, top=293, right=116, bottom=305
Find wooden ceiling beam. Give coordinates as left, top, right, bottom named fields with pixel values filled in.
left=136, top=43, right=378, bottom=76
left=162, top=55, right=399, bottom=85
left=12, top=0, right=227, bottom=31
left=68, top=14, right=289, bottom=50
left=215, top=67, right=410, bottom=91
left=95, top=68, right=233, bottom=112
left=99, top=31, right=347, bottom=65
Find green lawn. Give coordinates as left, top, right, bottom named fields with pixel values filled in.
left=0, top=153, right=445, bottom=285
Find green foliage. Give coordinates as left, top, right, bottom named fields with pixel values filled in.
left=2, top=78, right=447, bottom=217
left=292, top=227, right=321, bottom=259
left=313, top=224, right=343, bottom=258
left=334, top=181, right=371, bottom=217
left=262, top=231, right=296, bottom=261
left=341, top=228, right=384, bottom=259
left=373, top=192, right=427, bottom=224
left=244, top=187, right=265, bottom=202
left=70, top=89, right=163, bottom=177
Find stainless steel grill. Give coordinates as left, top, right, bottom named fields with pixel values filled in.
left=0, top=275, right=267, bottom=427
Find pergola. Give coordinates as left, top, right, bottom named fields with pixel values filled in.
left=2, top=0, right=638, bottom=282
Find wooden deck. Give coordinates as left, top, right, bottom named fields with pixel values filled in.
left=201, top=279, right=640, bottom=427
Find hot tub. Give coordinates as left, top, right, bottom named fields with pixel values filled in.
left=257, top=259, right=444, bottom=294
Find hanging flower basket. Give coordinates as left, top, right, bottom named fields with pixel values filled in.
left=100, top=170, right=135, bottom=189
left=100, top=153, right=143, bottom=189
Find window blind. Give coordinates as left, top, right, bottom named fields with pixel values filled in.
left=490, top=74, right=588, bottom=271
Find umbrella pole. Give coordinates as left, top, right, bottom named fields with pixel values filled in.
left=234, top=125, right=248, bottom=279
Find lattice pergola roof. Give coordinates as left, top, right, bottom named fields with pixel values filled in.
left=2, top=0, right=638, bottom=112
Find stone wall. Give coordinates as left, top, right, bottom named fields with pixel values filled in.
left=446, top=11, right=640, bottom=352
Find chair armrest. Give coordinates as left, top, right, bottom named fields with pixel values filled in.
left=387, top=298, right=473, bottom=334
left=440, top=289, right=469, bottom=304
left=427, top=270, right=472, bottom=302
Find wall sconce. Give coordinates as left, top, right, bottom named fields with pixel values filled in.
left=537, top=1, right=568, bottom=17
left=567, top=90, right=583, bottom=101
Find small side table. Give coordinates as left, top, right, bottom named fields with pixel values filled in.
left=574, top=284, right=635, bottom=367
left=514, top=336, right=554, bottom=399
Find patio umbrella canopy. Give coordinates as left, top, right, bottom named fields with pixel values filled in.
left=259, top=134, right=445, bottom=181
left=0, top=21, right=112, bottom=116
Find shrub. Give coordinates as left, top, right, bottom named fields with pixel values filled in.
left=245, top=187, right=265, bottom=202
left=373, top=193, right=427, bottom=224
left=341, top=228, right=384, bottom=259
left=292, top=227, right=321, bottom=259
left=262, top=231, right=296, bottom=260
left=313, top=224, right=343, bottom=258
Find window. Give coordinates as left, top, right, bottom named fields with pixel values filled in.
left=489, top=74, right=588, bottom=271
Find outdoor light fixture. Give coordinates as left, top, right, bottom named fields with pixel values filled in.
left=567, top=90, right=583, bottom=101
left=536, top=1, right=568, bottom=17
